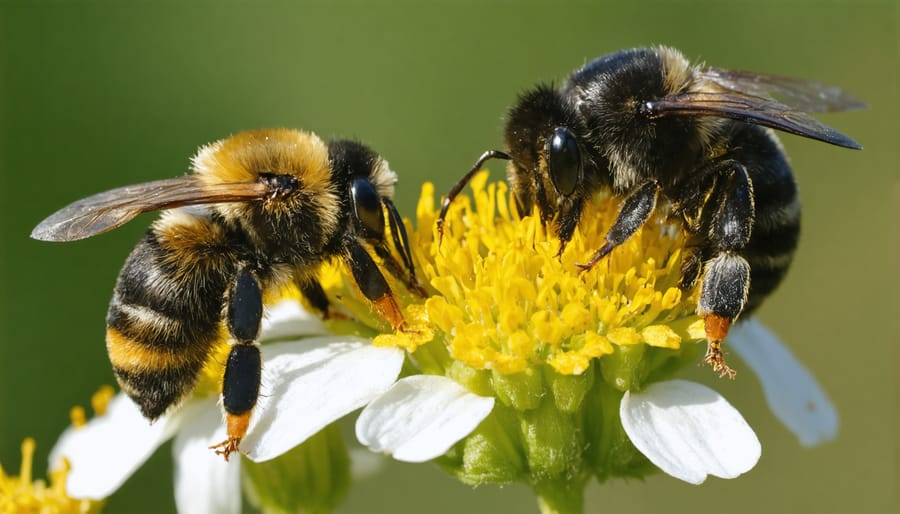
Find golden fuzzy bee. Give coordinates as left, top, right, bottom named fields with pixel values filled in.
left=32, top=128, right=421, bottom=459
left=438, top=46, right=863, bottom=376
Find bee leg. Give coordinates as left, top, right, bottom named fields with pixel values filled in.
left=372, top=242, right=428, bottom=297
left=576, top=181, right=659, bottom=271
left=345, top=238, right=405, bottom=331
left=352, top=177, right=425, bottom=297
left=678, top=246, right=705, bottom=291
left=366, top=197, right=426, bottom=296
left=437, top=150, right=512, bottom=243
left=698, top=162, right=754, bottom=379
left=382, top=198, right=427, bottom=296
left=297, top=278, right=350, bottom=320
left=210, top=266, right=263, bottom=460
left=555, top=195, right=585, bottom=258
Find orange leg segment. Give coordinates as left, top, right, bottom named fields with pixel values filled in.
left=702, top=314, right=737, bottom=379
left=209, top=410, right=252, bottom=461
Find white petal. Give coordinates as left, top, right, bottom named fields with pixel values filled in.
left=356, top=375, right=494, bottom=463
left=173, top=400, right=241, bottom=514
left=260, top=299, right=328, bottom=341
left=241, top=337, right=405, bottom=462
left=48, top=393, right=178, bottom=499
left=620, top=379, right=760, bottom=484
left=729, top=318, right=839, bottom=446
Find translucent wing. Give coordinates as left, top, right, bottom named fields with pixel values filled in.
left=700, top=67, right=866, bottom=113
left=32, top=176, right=268, bottom=242
left=644, top=68, right=864, bottom=149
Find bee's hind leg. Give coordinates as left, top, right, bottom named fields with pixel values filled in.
left=210, top=265, right=263, bottom=460
left=697, top=161, right=754, bottom=379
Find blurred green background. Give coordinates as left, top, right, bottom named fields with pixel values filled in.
left=1, top=1, right=895, bottom=513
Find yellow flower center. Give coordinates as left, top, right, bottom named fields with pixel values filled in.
left=0, top=438, right=103, bottom=514
left=324, top=171, right=705, bottom=377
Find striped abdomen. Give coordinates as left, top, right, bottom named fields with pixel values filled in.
left=106, top=212, right=238, bottom=419
left=739, top=128, right=801, bottom=314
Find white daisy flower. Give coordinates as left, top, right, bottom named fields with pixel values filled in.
left=328, top=175, right=838, bottom=512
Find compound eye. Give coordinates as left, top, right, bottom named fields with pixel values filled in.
left=351, top=177, right=384, bottom=238
left=545, top=127, right=582, bottom=196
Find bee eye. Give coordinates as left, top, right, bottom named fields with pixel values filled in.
left=351, top=177, right=385, bottom=237
left=546, top=127, right=582, bottom=196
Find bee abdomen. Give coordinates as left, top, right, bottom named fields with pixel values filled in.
left=106, top=227, right=233, bottom=419
left=106, top=312, right=218, bottom=419
left=744, top=179, right=801, bottom=314
left=109, top=360, right=203, bottom=420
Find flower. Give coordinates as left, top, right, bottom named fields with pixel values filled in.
left=49, top=300, right=405, bottom=514
left=0, top=437, right=102, bottom=513
left=321, top=172, right=838, bottom=513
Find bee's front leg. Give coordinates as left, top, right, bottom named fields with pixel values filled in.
left=576, top=181, right=659, bottom=271
left=380, top=197, right=427, bottom=296
left=344, top=238, right=405, bottom=331
left=698, top=161, right=754, bottom=379
left=210, top=265, right=263, bottom=460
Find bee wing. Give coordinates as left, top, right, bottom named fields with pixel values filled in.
left=645, top=91, right=862, bottom=149
left=32, top=176, right=268, bottom=242
left=645, top=67, right=864, bottom=149
left=700, top=67, right=867, bottom=113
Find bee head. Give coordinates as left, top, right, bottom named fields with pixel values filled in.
left=505, top=84, right=588, bottom=225
left=327, top=139, right=398, bottom=242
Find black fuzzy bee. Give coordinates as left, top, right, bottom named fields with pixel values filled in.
left=438, top=46, right=863, bottom=376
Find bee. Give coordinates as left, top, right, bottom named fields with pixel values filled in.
left=437, top=46, right=863, bottom=377
left=32, top=128, right=422, bottom=459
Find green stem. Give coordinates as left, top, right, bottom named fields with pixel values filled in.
left=533, top=478, right=585, bottom=514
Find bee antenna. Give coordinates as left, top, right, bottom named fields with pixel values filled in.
left=436, top=150, right=511, bottom=243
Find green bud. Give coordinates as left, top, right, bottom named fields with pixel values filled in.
left=492, top=367, right=544, bottom=411
left=439, top=404, right=525, bottom=484
left=599, top=344, right=646, bottom=391
left=645, top=344, right=703, bottom=383
left=242, top=424, right=350, bottom=514
left=447, top=360, right=493, bottom=397
left=520, top=396, right=581, bottom=480
left=545, top=365, right=593, bottom=413
left=583, top=375, right=653, bottom=481
left=410, top=338, right=452, bottom=375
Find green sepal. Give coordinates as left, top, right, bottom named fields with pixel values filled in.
left=520, top=396, right=582, bottom=481
left=409, top=337, right=452, bottom=375
left=437, top=403, right=525, bottom=485
left=491, top=367, right=544, bottom=411
left=644, top=344, right=703, bottom=384
left=545, top=365, right=593, bottom=413
left=447, top=360, right=493, bottom=397
left=583, top=372, right=655, bottom=481
left=242, top=423, right=350, bottom=514
left=599, top=344, right=646, bottom=392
